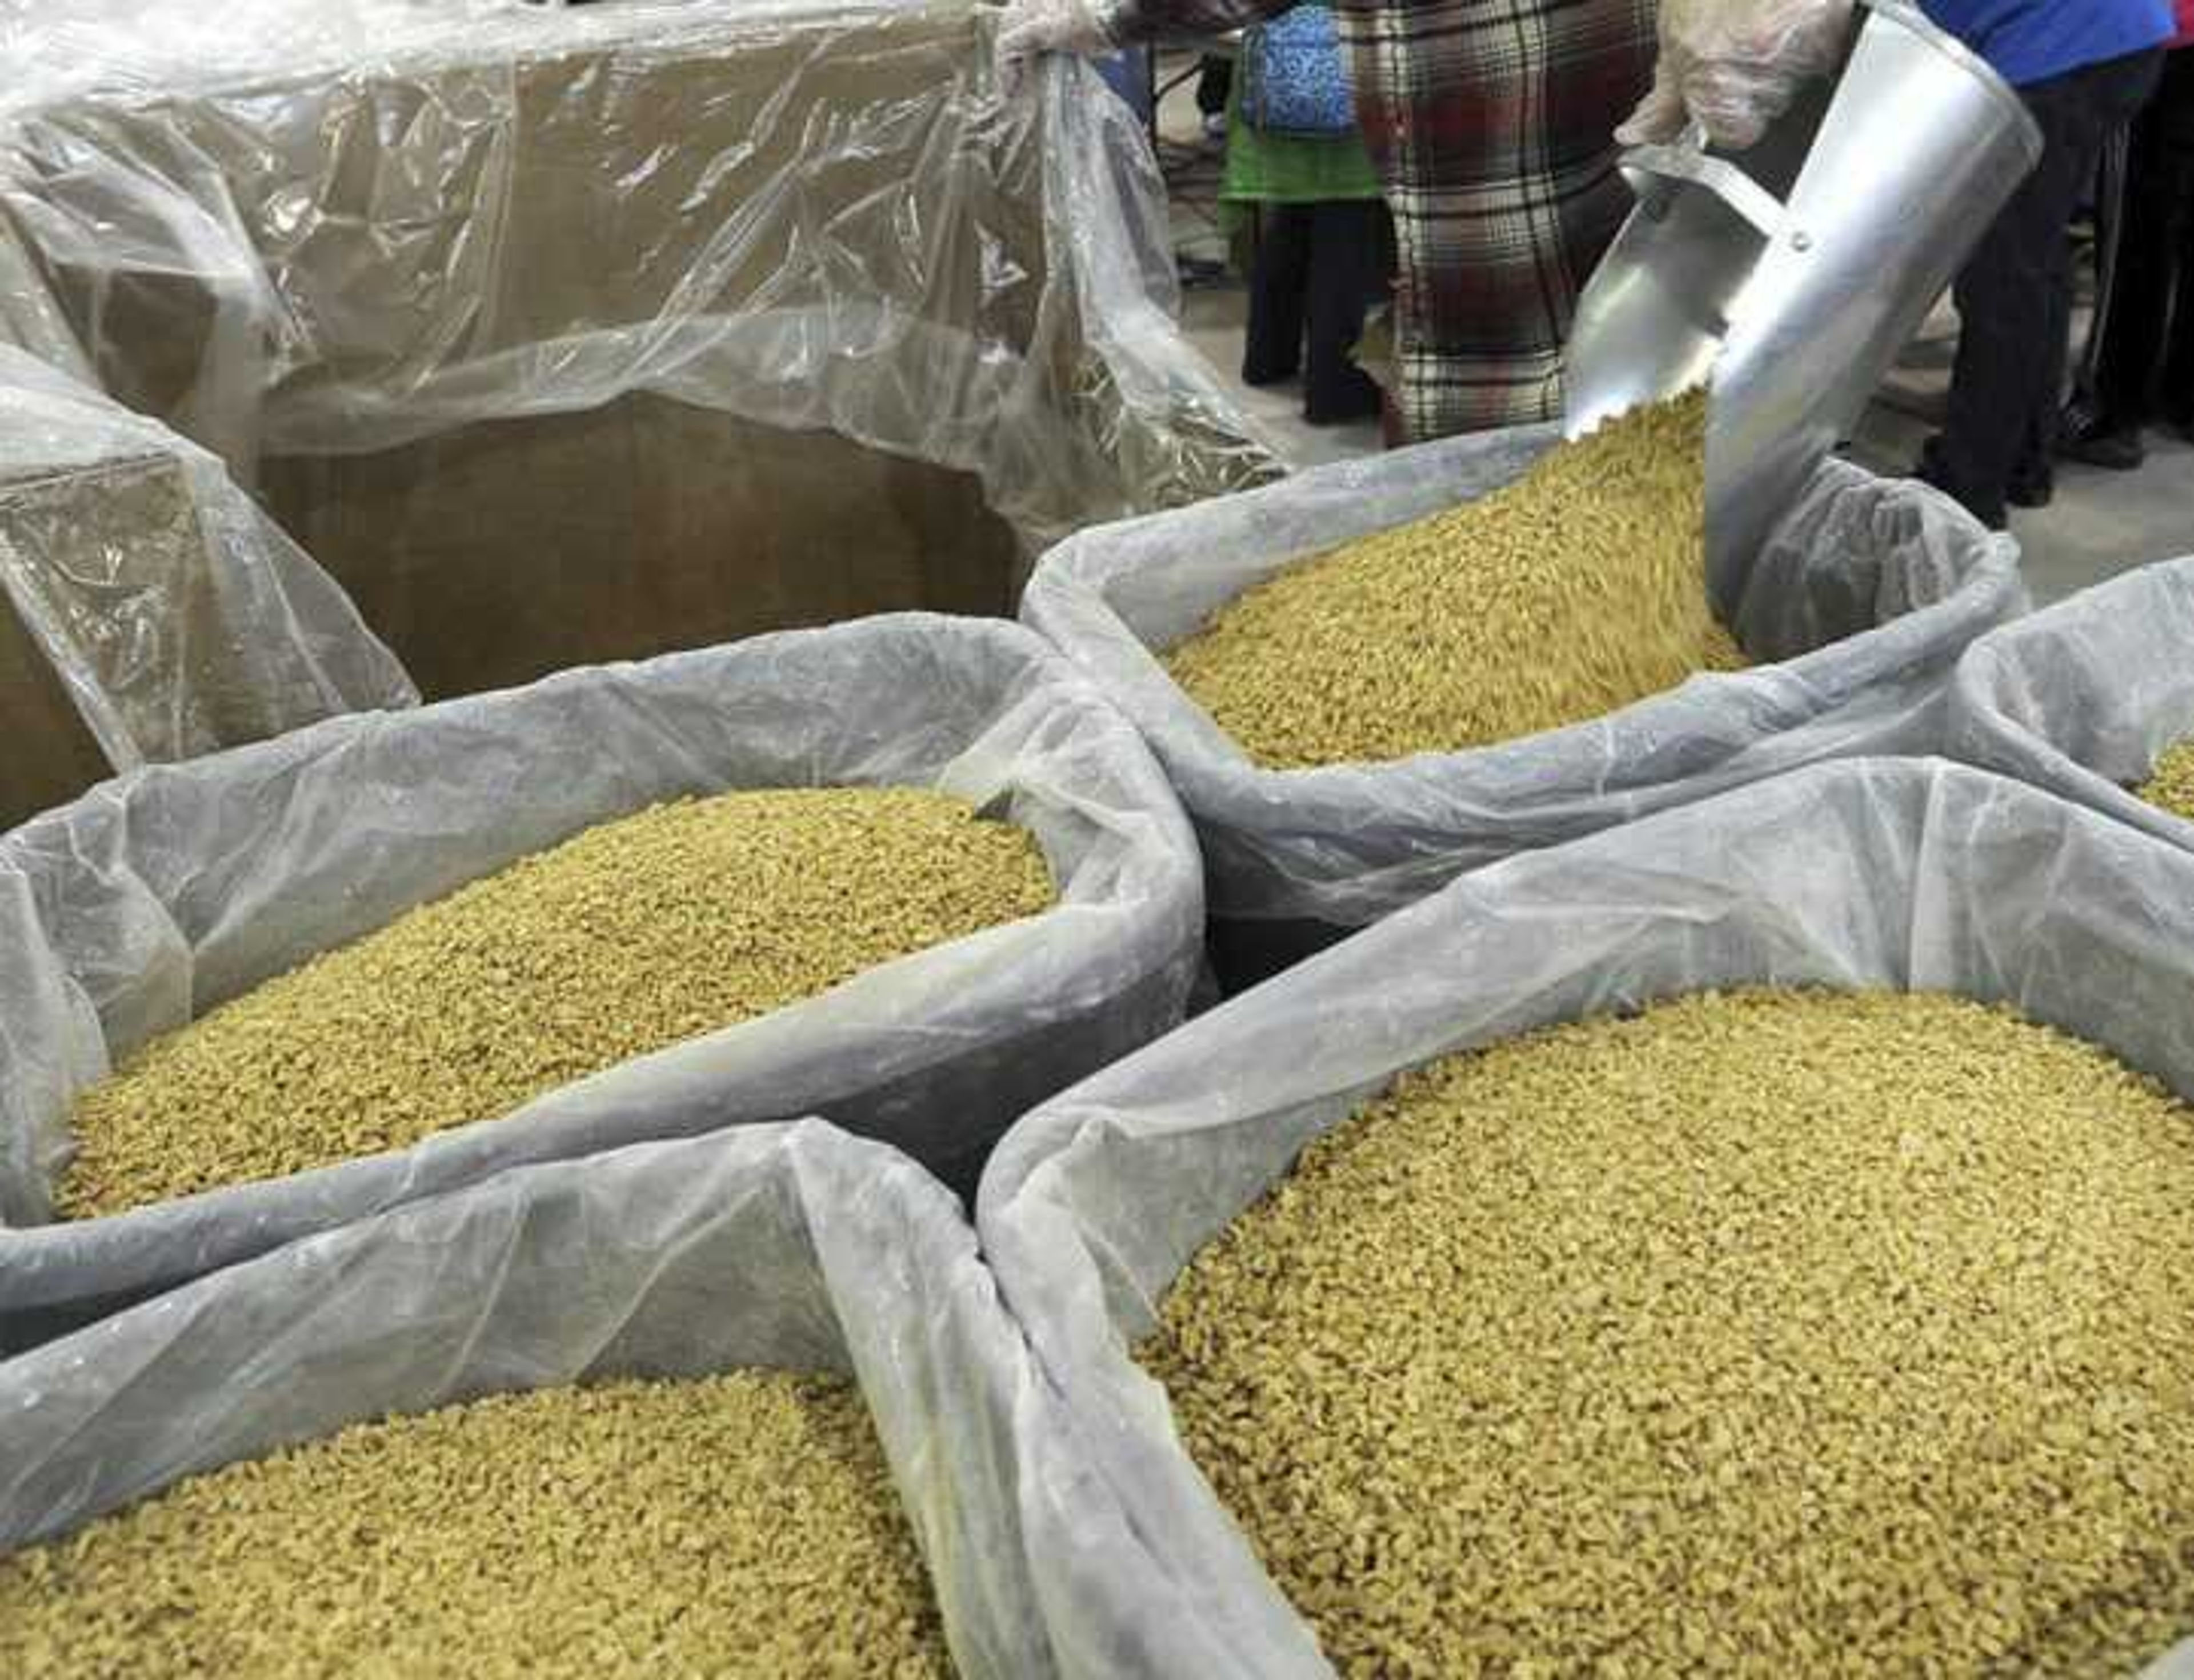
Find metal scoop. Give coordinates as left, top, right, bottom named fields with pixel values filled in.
left=1564, top=0, right=2042, bottom=604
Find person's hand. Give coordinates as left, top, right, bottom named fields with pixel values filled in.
left=995, top=0, right=1116, bottom=82
left=1617, top=0, right=1855, bottom=151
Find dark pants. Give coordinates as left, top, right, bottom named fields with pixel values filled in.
left=2089, top=50, right=2194, bottom=432
left=1242, top=199, right=1387, bottom=425
left=1195, top=55, right=1234, bottom=118
left=1927, top=46, right=2167, bottom=527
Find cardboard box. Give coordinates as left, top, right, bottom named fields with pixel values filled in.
left=0, top=2, right=1278, bottom=699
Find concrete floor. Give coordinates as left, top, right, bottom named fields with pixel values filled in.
left=1162, top=102, right=2192, bottom=605
left=1855, top=301, right=2194, bottom=603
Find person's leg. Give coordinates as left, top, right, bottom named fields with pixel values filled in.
left=2068, top=77, right=2177, bottom=464
left=2153, top=54, right=2194, bottom=431
left=2064, top=121, right=2130, bottom=437
left=2011, top=230, right=2075, bottom=503
left=1928, top=52, right=2162, bottom=526
left=2099, top=105, right=2171, bottom=429
left=1195, top=54, right=1233, bottom=118
left=1242, top=203, right=1312, bottom=386
left=1927, top=130, right=2078, bottom=525
left=1356, top=0, right=1654, bottom=439
left=1300, top=199, right=1386, bottom=424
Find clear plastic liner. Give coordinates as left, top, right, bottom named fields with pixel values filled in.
left=1947, top=556, right=2194, bottom=855
left=0, top=0, right=1281, bottom=558
left=976, top=757, right=2194, bottom=1680
left=0, top=1121, right=1064, bottom=1680
left=0, top=346, right=415, bottom=827
left=1020, top=427, right=2026, bottom=982
left=0, top=613, right=1202, bottom=1352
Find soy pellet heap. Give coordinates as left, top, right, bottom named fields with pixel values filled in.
left=1142, top=989, right=2194, bottom=1675
left=1162, top=391, right=1748, bottom=770
left=2138, top=736, right=2194, bottom=823
left=0, top=1372, right=954, bottom=1679
left=61, top=787, right=1055, bottom=1217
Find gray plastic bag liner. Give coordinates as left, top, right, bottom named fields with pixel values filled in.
left=0, top=1119, right=1060, bottom=1680
left=1020, top=425, right=2025, bottom=986
left=0, top=346, right=415, bottom=817
left=1947, top=555, right=2194, bottom=856
left=0, top=612, right=1203, bottom=1352
left=976, top=757, right=2194, bottom=1680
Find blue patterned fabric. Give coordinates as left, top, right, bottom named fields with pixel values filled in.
left=1240, top=5, right=1354, bottom=137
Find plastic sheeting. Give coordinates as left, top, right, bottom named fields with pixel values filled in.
left=976, top=757, right=2194, bottom=1680
left=0, top=346, right=414, bottom=828
left=0, top=1121, right=1062, bottom=1680
left=1020, top=426, right=2026, bottom=985
left=0, top=613, right=1203, bottom=1352
left=1947, top=556, right=2194, bottom=855
left=0, top=0, right=1280, bottom=602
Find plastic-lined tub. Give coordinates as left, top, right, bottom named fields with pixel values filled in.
left=1948, top=555, right=2194, bottom=854
left=0, top=614, right=1202, bottom=1352
left=0, top=0, right=1280, bottom=696
left=1022, top=431, right=2023, bottom=989
left=0, top=1121, right=1060, bottom=1680
left=979, top=758, right=2194, bottom=1679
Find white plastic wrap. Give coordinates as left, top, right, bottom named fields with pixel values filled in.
left=1947, top=556, right=2194, bottom=856
left=0, top=346, right=415, bottom=826
left=0, top=0, right=1279, bottom=551
left=1020, top=426, right=2026, bottom=983
left=979, top=756, right=2194, bottom=1680
left=0, top=1121, right=1063, bottom=1680
left=0, top=613, right=1202, bottom=1351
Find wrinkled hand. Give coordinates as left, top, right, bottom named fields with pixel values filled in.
left=1617, top=0, right=1855, bottom=151
left=994, top=0, right=1116, bottom=84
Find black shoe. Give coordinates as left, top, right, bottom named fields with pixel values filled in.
left=1303, top=379, right=1383, bottom=427
left=2059, top=403, right=2148, bottom=470
left=2007, top=469, right=2055, bottom=509
left=2060, top=428, right=2147, bottom=470
left=1241, top=359, right=1300, bottom=390
left=1914, top=438, right=2008, bottom=531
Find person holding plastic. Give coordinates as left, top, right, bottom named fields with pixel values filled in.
left=998, top=0, right=1660, bottom=442
left=1627, top=0, right=2174, bottom=531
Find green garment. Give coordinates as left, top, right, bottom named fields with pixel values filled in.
left=1219, top=81, right=1382, bottom=215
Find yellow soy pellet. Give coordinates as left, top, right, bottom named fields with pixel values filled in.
left=59, top=787, right=1055, bottom=1217
left=1143, top=989, right=2194, bottom=1678
left=1163, top=391, right=1747, bottom=770
left=2137, top=735, right=2194, bottom=822
left=0, top=1371, right=956, bottom=1679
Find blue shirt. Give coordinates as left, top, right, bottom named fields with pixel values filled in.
left=1921, top=0, right=2173, bottom=86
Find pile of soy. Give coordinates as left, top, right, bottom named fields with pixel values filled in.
left=1141, top=989, right=2194, bottom=1677
left=0, top=1371, right=954, bottom=1679
left=2137, top=735, right=2194, bottom=823
left=1162, top=390, right=1748, bottom=770
left=60, top=787, right=1055, bottom=1217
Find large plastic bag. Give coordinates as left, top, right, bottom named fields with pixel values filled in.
left=0, top=346, right=415, bottom=827
left=0, top=0, right=1281, bottom=687
left=976, top=757, right=2194, bottom=1680
left=0, top=613, right=1202, bottom=1351
left=1947, top=556, right=2194, bottom=855
left=1020, top=426, right=2025, bottom=985
left=0, top=1120, right=1058, bottom=1680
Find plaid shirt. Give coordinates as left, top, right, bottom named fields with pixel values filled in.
left=1115, top=0, right=1656, bottom=439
